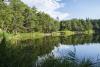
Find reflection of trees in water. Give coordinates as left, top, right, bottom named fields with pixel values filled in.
left=0, top=36, right=60, bottom=67
left=0, top=34, right=100, bottom=67
left=60, top=34, right=100, bottom=45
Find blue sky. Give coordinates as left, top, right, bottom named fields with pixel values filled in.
left=22, top=0, right=100, bottom=20
left=60, top=0, right=100, bottom=19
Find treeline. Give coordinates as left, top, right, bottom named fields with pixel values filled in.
left=60, top=19, right=100, bottom=33
left=0, top=0, right=100, bottom=34
left=0, top=0, right=59, bottom=33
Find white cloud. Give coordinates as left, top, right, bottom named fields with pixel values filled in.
left=21, top=0, right=69, bottom=20
left=55, top=0, right=62, bottom=2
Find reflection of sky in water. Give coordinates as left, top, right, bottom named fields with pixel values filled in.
left=36, top=43, right=100, bottom=64
left=52, top=43, right=100, bottom=61
left=51, top=44, right=74, bottom=58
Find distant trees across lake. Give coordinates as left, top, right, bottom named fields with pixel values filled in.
left=60, top=19, right=100, bottom=33
left=0, top=0, right=100, bottom=33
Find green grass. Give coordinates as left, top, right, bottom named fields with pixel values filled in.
left=0, top=32, right=44, bottom=44
left=8, top=32, right=44, bottom=41
left=84, top=30, right=94, bottom=34
left=51, top=30, right=75, bottom=36
left=0, top=30, right=95, bottom=42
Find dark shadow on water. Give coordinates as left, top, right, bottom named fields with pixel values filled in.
left=0, top=34, right=100, bottom=67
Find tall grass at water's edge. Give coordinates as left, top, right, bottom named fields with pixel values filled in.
left=35, top=51, right=98, bottom=67
left=0, top=30, right=94, bottom=41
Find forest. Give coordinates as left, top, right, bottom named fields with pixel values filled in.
left=60, top=19, right=100, bottom=33
left=0, top=0, right=100, bottom=34
left=1, top=0, right=100, bottom=67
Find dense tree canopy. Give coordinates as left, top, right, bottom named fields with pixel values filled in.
left=60, top=19, right=100, bottom=33
left=0, top=0, right=59, bottom=33
left=0, top=0, right=100, bottom=33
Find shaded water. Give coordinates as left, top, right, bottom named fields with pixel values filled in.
left=0, top=34, right=100, bottom=67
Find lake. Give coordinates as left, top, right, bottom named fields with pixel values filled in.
left=0, top=34, right=100, bottom=67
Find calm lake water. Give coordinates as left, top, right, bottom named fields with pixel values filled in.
left=1, top=34, right=100, bottom=67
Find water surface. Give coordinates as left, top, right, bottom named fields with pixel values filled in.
left=1, top=34, right=100, bottom=67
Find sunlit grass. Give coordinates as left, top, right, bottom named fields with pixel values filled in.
left=0, top=30, right=94, bottom=43
left=84, top=30, right=94, bottom=34
left=52, top=30, right=75, bottom=36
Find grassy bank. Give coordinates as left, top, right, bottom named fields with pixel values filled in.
left=52, top=30, right=75, bottom=36
left=84, top=30, right=94, bottom=34
left=0, top=32, right=44, bottom=42
left=0, top=30, right=94, bottom=42
left=51, top=30, right=94, bottom=36
left=8, top=32, right=44, bottom=41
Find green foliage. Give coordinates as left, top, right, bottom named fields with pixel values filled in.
left=0, top=0, right=100, bottom=34
left=60, top=18, right=100, bottom=33
left=0, top=0, right=59, bottom=33
left=60, top=19, right=93, bottom=31
left=34, top=12, right=59, bottom=33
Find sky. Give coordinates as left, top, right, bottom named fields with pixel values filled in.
left=21, top=0, right=100, bottom=20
